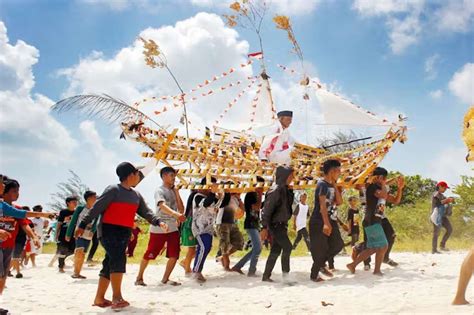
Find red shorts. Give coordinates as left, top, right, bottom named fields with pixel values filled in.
left=143, top=231, right=180, bottom=260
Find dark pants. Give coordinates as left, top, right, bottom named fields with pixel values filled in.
left=58, top=241, right=75, bottom=269
left=364, top=218, right=395, bottom=265
left=262, top=224, right=292, bottom=279
left=293, top=227, right=310, bottom=251
left=432, top=216, right=452, bottom=252
left=87, top=232, right=99, bottom=261
left=310, top=220, right=344, bottom=279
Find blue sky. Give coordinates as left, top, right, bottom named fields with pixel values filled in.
left=0, top=0, right=473, bottom=208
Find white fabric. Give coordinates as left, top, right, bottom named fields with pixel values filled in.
left=295, top=203, right=309, bottom=231
left=315, top=88, right=393, bottom=126
left=257, top=122, right=295, bottom=165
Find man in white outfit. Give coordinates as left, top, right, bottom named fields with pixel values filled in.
left=258, top=110, right=295, bottom=165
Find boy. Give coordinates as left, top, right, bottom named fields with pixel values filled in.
left=76, top=162, right=168, bottom=310
left=29, top=205, right=49, bottom=267
left=65, top=190, right=98, bottom=278
left=215, top=190, right=244, bottom=271
left=56, top=196, right=78, bottom=273
left=232, top=176, right=265, bottom=277
left=135, top=167, right=185, bottom=286
left=347, top=167, right=404, bottom=276
left=179, top=189, right=198, bottom=276
left=347, top=196, right=361, bottom=246
left=0, top=179, right=41, bottom=294
left=309, top=159, right=343, bottom=282
left=292, top=192, right=310, bottom=252
left=191, top=177, right=228, bottom=283
left=261, top=166, right=295, bottom=283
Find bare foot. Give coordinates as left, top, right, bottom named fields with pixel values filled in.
left=346, top=263, right=356, bottom=274
left=373, top=271, right=384, bottom=276
left=452, top=298, right=469, bottom=305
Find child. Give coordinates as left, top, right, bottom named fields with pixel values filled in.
left=135, top=167, right=185, bottom=286
left=76, top=162, right=168, bottom=310
left=346, top=167, right=404, bottom=276
left=65, top=190, right=98, bottom=279
left=56, top=196, right=78, bottom=273
left=127, top=221, right=141, bottom=257
left=292, top=192, right=310, bottom=251
left=309, top=159, right=343, bottom=282
left=192, top=177, right=228, bottom=283
left=347, top=196, right=361, bottom=246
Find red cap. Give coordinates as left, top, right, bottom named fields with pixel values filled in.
left=437, top=181, right=449, bottom=189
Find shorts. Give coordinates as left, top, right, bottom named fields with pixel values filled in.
left=75, top=237, right=91, bottom=253
left=143, top=231, right=180, bottom=260
left=0, top=248, right=13, bottom=278
left=99, top=224, right=131, bottom=279
left=216, top=223, right=244, bottom=254
left=13, top=241, right=25, bottom=259
left=180, top=217, right=196, bottom=247
left=365, top=223, right=388, bottom=249
left=57, top=241, right=75, bottom=257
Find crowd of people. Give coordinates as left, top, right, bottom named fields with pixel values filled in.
left=0, top=155, right=469, bottom=312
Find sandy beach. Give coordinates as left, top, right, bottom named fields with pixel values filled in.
left=1, top=250, right=472, bottom=314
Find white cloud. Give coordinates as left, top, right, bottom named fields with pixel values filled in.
left=448, top=63, right=474, bottom=105
left=0, top=21, right=77, bottom=163
left=434, top=0, right=474, bottom=33
left=59, top=12, right=260, bottom=135
left=428, top=146, right=474, bottom=187
left=424, top=53, right=440, bottom=80
left=353, top=0, right=422, bottom=16
left=353, top=0, right=424, bottom=54
left=190, top=0, right=321, bottom=16
left=429, top=89, right=443, bottom=99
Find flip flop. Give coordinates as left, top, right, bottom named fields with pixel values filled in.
left=162, top=280, right=182, bottom=286
left=92, top=299, right=112, bottom=308
left=111, top=299, right=130, bottom=310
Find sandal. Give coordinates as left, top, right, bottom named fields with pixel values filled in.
left=92, top=299, right=112, bottom=308
left=71, top=274, right=87, bottom=279
left=134, top=279, right=147, bottom=286
left=111, top=299, right=130, bottom=310
left=162, top=280, right=181, bottom=286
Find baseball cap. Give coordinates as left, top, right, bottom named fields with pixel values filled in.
left=436, top=181, right=449, bottom=189
left=116, top=162, right=140, bottom=180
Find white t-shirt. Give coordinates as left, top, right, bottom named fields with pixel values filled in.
left=31, top=217, right=45, bottom=238
left=295, top=203, right=309, bottom=231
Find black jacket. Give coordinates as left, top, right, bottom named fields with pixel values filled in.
left=261, top=166, right=294, bottom=228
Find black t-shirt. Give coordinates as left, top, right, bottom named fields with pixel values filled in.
left=244, top=192, right=260, bottom=229
left=347, top=208, right=360, bottom=234
left=310, top=179, right=335, bottom=224
left=58, top=209, right=75, bottom=243
left=363, top=183, right=385, bottom=227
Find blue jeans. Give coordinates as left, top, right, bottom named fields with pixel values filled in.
left=233, top=228, right=262, bottom=275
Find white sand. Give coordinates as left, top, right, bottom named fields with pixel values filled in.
left=1, top=251, right=473, bottom=314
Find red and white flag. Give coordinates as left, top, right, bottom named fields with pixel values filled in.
left=248, top=51, right=263, bottom=59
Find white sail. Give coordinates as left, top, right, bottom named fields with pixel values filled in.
left=315, top=88, right=393, bottom=126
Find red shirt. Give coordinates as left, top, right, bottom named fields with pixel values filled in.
left=0, top=204, right=30, bottom=249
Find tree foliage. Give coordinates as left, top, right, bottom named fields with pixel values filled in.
left=48, top=170, right=89, bottom=213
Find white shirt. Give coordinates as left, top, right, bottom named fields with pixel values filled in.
left=31, top=217, right=45, bottom=237
left=295, top=203, right=309, bottom=231
left=258, top=122, right=295, bottom=165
